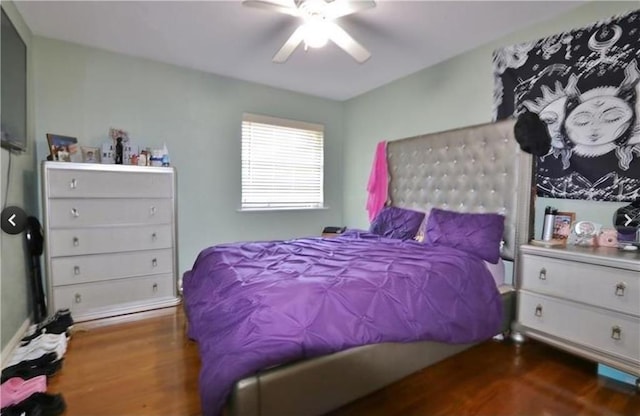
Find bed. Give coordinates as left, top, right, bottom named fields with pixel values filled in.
left=183, top=119, right=534, bottom=416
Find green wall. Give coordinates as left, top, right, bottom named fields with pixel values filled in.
left=31, top=37, right=345, bottom=279
left=343, top=1, right=638, bottom=236
left=1, top=0, right=37, bottom=350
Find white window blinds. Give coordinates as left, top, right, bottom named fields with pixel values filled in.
left=241, top=113, right=324, bottom=210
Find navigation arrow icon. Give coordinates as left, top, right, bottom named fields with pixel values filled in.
left=1, top=206, right=27, bottom=234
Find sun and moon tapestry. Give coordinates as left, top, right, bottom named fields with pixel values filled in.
left=493, top=9, right=639, bottom=202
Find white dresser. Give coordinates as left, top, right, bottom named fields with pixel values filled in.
left=42, top=162, right=180, bottom=322
left=516, top=244, right=640, bottom=378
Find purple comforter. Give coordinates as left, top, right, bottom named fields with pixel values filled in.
left=183, top=230, right=502, bottom=416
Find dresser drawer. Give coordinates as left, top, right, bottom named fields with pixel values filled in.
left=50, top=249, right=173, bottom=286
left=519, top=291, right=639, bottom=363
left=48, top=198, right=172, bottom=228
left=520, top=254, right=639, bottom=316
left=48, top=224, right=172, bottom=257
left=53, top=274, right=175, bottom=314
left=46, top=169, right=173, bottom=198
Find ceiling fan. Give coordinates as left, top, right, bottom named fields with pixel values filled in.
left=242, top=0, right=375, bottom=63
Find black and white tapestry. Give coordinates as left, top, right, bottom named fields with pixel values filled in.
left=493, top=9, right=640, bottom=202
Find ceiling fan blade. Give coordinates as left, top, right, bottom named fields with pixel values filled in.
left=242, top=0, right=300, bottom=17
left=326, top=22, right=370, bottom=63
left=325, top=0, right=376, bottom=19
left=273, top=25, right=305, bottom=63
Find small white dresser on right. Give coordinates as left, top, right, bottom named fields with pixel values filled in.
left=516, top=244, right=640, bottom=379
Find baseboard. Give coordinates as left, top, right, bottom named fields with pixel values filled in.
left=74, top=305, right=179, bottom=331
left=1, top=317, right=31, bottom=369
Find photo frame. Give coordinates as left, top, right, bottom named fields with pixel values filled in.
left=552, top=211, right=576, bottom=242
left=46, top=134, right=80, bottom=162
left=81, top=146, right=100, bottom=163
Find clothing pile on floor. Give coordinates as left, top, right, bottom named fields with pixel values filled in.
left=1, top=309, right=73, bottom=416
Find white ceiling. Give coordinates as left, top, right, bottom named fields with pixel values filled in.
left=15, top=1, right=584, bottom=101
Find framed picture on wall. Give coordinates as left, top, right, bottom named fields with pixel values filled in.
left=552, top=211, right=576, bottom=242
left=46, top=133, right=81, bottom=162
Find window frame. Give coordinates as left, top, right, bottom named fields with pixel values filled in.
left=240, top=113, right=326, bottom=212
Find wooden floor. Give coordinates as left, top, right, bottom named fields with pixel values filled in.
left=47, top=306, right=639, bottom=416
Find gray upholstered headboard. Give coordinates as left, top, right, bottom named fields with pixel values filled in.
left=387, top=119, right=533, bottom=261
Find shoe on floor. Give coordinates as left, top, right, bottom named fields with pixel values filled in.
left=0, top=376, right=47, bottom=408
left=1, top=354, right=63, bottom=383
left=24, top=310, right=74, bottom=341
left=0, top=392, right=64, bottom=416
left=6, top=334, right=67, bottom=367
left=20, top=333, right=68, bottom=349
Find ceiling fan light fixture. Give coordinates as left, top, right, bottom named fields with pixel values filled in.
left=302, top=16, right=329, bottom=48
left=243, top=0, right=375, bottom=63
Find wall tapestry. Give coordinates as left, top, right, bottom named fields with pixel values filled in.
left=493, top=9, right=640, bottom=202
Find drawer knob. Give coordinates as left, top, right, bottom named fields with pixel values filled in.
left=152, top=283, right=158, bottom=293
left=152, top=258, right=158, bottom=267
left=74, top=266, right=80, bottom=275
left=538, top=268, right=547, bottom=280
left=73, top=237, right=79, bottom=247
left=611, top=325, right=622, bottom=340
left=534, top=304, right=543, bottom=317
left=70, top=178, right=78, bottom=189
left=70, top=208, right=80, bottom=218
left=151, top=232, right=157, bottom=241
left=75, top=293, right=82, bottom=304
left=615, top=282, right=626, bottom=297
left=150, top=206, right=157, bottom=216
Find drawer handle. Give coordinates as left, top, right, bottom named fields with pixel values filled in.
left=538, top=268, right=547, bottom=280
left=70, top=208, right=80, bottom=218
left=152, top=258, right=158, bottom=267
left=615, top=282, right=626, bottom=297
left=70, top=178, right=78, bottom=189
left=151, top=232, right=157, bottom=241
left=152, top=283, right=158, bottom=293
left=150, top=206, right=157, bottom=216
left=611, top=325, right=622, bottom=340
left=75, top=293, right=82, bottom=304
left=73, top=237, right=80, bottom=247
left=74, top=266, right=80, bottom=275
left=534, top=304, right=543, bottom=317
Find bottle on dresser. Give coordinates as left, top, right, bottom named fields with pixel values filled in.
left=541, top=206, right=557, bottom=241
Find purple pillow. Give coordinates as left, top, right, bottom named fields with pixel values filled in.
left=369, top=206, right=425, bottom=240
left=425, top=208, right=505, bottom=264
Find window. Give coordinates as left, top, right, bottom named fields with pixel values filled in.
left=241, top=113, right=324, bottom=210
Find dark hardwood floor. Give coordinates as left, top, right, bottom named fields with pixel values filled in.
left=47, top=306, right=639, bottom=415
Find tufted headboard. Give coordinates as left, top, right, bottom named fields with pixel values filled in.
left=387, top=119, right=533, bottom=261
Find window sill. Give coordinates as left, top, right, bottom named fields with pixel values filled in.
left=237, top=206, right=330, bottom=213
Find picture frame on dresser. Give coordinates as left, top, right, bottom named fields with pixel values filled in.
left=81, top=146, right=100, bottom=163
left=46, top=133, right=81, bottom=162
left=552, top=211, right=575, bottom=242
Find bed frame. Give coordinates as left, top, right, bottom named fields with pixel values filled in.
left=225, top=119, right=533, bottom=416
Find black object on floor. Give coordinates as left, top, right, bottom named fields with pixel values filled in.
left=0, top=353, right=61, bottom=383
left=0, top=393, right=66, bottom=416
left=21, top=325, right=71, bottom=344
left=24, top=310, right=74, bottom=343
left=25, top=216, right=47, bottom=324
